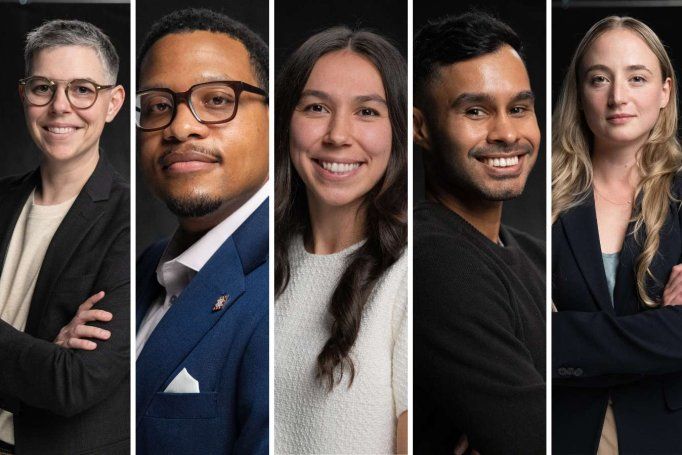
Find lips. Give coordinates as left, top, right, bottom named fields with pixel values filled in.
left=312, top=158, right=364, bottom=178
left=606, top=113, right=636, bottom=124
left=42, top=124, right=81, bottom=135
left=160, top=149, right=221, bottom=173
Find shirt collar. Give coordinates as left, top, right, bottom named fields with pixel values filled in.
left=156, top=182, right=268, bottom=282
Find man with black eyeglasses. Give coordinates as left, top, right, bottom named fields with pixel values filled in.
left=0, top=19, right=129, bottom=455
left=133, top=8, right=269, bottom=455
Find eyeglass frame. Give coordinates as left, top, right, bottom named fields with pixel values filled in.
left=18, top=76, right=115, bottom=110
left=135, top=80, right=268, bottom=132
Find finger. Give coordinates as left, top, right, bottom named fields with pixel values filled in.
left=74, top=324, right=111, bottom=340
left=663, top=291, right=682, bottom=306
left=77, top=291, right=106, bottom=313
left=67, top=338, right=97, bottom=351
left=79, top=309, right=113, bottom=323
left=664, top=281, right=682, bottom=302
left=454, top=434, right=468, bottom=455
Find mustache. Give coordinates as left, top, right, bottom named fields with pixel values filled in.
left=158, top=145, right=223, bottom=166
left=468, top=142, right=533, bottom=158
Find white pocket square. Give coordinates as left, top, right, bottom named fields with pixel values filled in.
left=164, top=367, right=200, bottom=393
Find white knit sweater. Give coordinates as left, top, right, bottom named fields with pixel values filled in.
left=275, top=236, right=408, bottom=454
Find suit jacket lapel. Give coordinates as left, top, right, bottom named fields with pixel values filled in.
left=0, top=171, right=39, bottom=272
left=612, top=220, right=639, bottom=315
left=136, top=241, right=166, bottom=332
left=560, top=192, right=615, bottom=314
left=24, top=157, right=113, bottom=336
left=136, top=199, right=268, bottom=425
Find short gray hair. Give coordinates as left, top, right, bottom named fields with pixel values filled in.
left=25, top=19, right=119, bottom=84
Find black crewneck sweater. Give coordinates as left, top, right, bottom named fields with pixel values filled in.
left=414, top=201, right=546, bottom=455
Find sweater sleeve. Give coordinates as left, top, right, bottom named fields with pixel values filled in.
left=414, top=237, right=545, bottom=455
left=392, top=269, right=408, bottom=418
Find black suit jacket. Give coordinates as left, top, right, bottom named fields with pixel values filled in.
left=0, top=157, right=130, bottom=454
left=552, top=176, right=682, bottom=454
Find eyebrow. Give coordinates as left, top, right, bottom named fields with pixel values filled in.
left=138, top=72, right=236, bottom=91
left=451, top=90, right=535, bottom=108
left=583, top=64, right=654, bottom=75
left=299, top=89, right=387, bottom=105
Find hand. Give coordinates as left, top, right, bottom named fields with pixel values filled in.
left=54, top=291, right=112, bottom=350
left=663, top=264, right=682, bottom=306
left=454, top=434, right=481, bottom=455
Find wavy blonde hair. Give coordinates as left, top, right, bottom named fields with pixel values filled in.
left=553, top=16, right=682, bottom=307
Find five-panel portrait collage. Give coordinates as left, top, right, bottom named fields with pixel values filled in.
left=0, top=0, right=680, bottom=454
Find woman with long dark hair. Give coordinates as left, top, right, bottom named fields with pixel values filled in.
left=274, top=27, right=407, bottom=454
left=552, top=16, right=682, bottom=454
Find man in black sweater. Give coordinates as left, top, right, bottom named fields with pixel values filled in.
left=413, top=12, right=546, bottom=454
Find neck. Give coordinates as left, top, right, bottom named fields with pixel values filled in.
left=429, top=186, right=502, bottom=243
left=36, top=149, right=99, bottom=205
left=305, top=195, right=366, bottom=254
left=592, top=138, right=642, bottom=188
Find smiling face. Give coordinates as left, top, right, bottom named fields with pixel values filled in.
left=416, top=45, right=540, bottom=202
left=579, top=28, right=670, bottom=149
left=138, top=31, right=268, bottom=223
left=289, top=50, right=392, bottom=212
left=22, top=45, right=124, bottom=166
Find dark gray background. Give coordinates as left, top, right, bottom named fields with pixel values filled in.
left=275, top=0, right=407, bottom=68
left=0, top=1, right=130, bottom=180
left=415, top=0, right=546, bottom=240
left=135, top=0, right=268, bottom=253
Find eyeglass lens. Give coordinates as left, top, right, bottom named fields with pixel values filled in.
left=136, top=83, right=237, bottom=129
left=25, top=77, right=100, bottom=109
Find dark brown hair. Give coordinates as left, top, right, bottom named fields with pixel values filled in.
left=275, top=26, right=407, bottom=390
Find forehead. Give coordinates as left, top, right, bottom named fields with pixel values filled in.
left=30, top=45, right=107, bottom=81
left=581, top=28, right=660, bottom=73
left=430, top=45, right=530, bottom=102
left=139, top=30, right=255, bottom=91
left=304, top=50, right=385, bottom=96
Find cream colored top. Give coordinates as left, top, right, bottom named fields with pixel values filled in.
left=275, top=237, right=407, bottom=454
left=0, top=190, right=76, bottom=444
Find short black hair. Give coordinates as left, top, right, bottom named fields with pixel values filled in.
left=414, top=11, right=523, bottom=104
left=137, top=8, right=268, bottom=89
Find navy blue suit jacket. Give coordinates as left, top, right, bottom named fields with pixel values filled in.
left=552, top=177, right=682, bottom=454
left=136, top=200, right=269, bottom=455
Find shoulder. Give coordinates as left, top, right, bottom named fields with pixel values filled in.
left=505, top=225, right=545, bottom=268
left=0, top=169, right=35, bottom=193
left=672, top=171, right=682, bottom=197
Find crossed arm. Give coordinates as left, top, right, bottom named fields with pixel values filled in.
left=0, top=229, right=130, bottom=417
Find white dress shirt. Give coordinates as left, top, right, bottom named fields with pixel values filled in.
left=136, top=184, right=268, bottom=358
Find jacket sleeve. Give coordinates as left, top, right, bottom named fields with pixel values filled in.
left=415, top=239, right=545, bottom=455
left=552, top=305, right=682, bottom=380
left=0, top=228, right=130, bottom=417
left=232, top=311, right=268, bottom=454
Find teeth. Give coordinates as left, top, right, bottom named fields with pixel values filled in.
left=47, top=127, right=76, bottom=134
left=484, top=156, right=519, bottom=168
left=320, top=161, right=361, bottom=174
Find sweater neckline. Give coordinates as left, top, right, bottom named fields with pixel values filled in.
left=293, top=235, right=365, bottom=260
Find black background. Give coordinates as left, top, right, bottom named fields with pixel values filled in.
left=135, top=0, right=268, bottom=253
left=0, top=2, right=130, bottom=180
left=275, top=0, right=407, bottom=68
left=414, top=0, right=546, bottom=240
left=552, top=1, right=681, bottom=109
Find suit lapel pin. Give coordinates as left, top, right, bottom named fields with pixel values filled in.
left=212, top=294, right=229, bottom=312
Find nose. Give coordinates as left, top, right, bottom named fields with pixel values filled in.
left=487, top=113, right=519, bottom=145
left=608, top=78, right=627, bottom=107
left=162, top=101, right=209, bottom=142
left=50, top=87, right=72, bottom=114
left=323, top=111, right=352, bottom=147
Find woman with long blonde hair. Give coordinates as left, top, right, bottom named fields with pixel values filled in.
left=552, top=16, right=682, bottom=454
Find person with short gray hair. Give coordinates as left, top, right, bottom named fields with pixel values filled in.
left=0, top=17, right=128, bottom=455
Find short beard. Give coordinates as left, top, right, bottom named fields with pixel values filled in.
left=164, top=194, right=223, bottom=218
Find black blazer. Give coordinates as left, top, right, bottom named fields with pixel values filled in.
left=0, top=157, right=130, bottom=454
left=552, top=176, right=682, bottom=455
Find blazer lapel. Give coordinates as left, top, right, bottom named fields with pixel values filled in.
left=560, top=193, right=615, bottom=314
left=612, top=220, right=639, bottom=315
left=136, top=236, right=246, bottom=424
left=136, top=241, right=166, bottom=332
left=24, top=158, right=113, bottom=335
left=136, top=199, right=269, bottom=425
left=0, top=171, right=39, bottom=272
